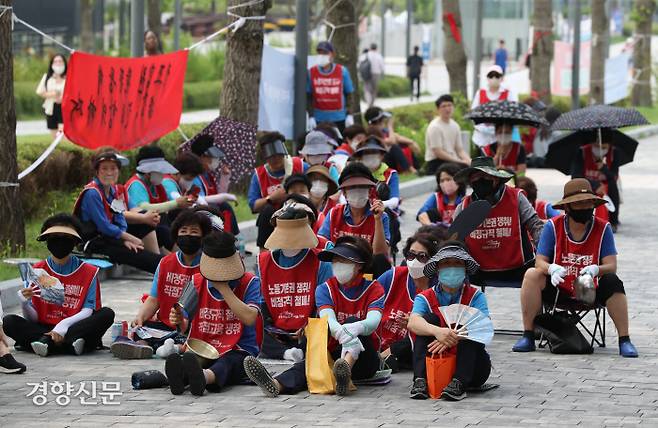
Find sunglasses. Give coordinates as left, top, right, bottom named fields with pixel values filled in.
left=487, top=73, right=502, bottom=79
left=406, top=250, right=430, bottom=264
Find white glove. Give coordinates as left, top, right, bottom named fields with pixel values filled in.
left=341, top=337, right=364, bottom=359
left=548, top=263, right=567, bottom=287
left=579, top=265, right=600, bottom=278
left=307, top=117, right=317, bottom=131
left=345, top=114, right=354, bottom=127
left=335, top=326, right=355, bottom=345
left=204, top=193, right=237, bottom=205
left=342, top=321, right=365, bottom=339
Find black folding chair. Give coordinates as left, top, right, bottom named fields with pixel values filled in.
left=538, top=297, right=607, bottom=349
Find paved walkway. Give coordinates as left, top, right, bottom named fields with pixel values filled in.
left=2, top=135, right=658, bottom=426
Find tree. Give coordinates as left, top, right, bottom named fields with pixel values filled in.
left=219, top=0, right=272, bottom=126
left=631, top=0, right=656, bottom=107
left=80, top=0, right=94, bottom=52
left=147, top=0, right=162, bottom=38
left=530, top=0, right=553, bottom=104
left=0, top=0, right=26, bottom=254
left=442, top=0, right=467, bottom=96
left=590, top=0, right=608, bottom=105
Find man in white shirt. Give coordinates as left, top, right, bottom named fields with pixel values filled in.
left=424, top=95, right=472, bottom=175
left=364, top=43, right=385, bottom=107
left=471, top=65, right=518, bottom=148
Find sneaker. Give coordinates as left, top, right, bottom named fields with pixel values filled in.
left=110, top=340, right=153, bottom=359
left=0, top=354, right=27, bottom=374
left=512, top=336, right=536, bottom=352
left=165, top=354, right=185, bottom=395
left=182, top=352, right=206, bottom=396
left=619, top=341, right=638, bottom=358
left=333, top=358, right=351, bottom=396
left=441, top=378, right=466, bottom=401
left=409, top=378, right=428, bottom=400
left=243, top=356, right=279, bottom=397
left=72, top=338, right=86, bottom=356
left=31, top=336, right=53, bottom=357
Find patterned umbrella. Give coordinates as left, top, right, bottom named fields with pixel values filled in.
left=550, top=105, right=649, bottom=131
left=180, top=116, right=257, bottom=186
left=466, top=100, right=549, bottom=127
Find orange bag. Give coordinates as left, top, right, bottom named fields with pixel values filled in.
left=426, top=353, right=457, bottom=399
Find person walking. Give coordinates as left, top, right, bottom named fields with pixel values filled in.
left=36, top=54, right=67, bottom=137
left=364, top=43, right=385, bottom=107
left=406, top=46, right=424, bottom=101
left=493, top=39, right=508, bottom=74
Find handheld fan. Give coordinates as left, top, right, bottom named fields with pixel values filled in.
left=439, top=303, right=494, bottom=346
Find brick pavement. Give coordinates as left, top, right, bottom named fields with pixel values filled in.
left=2, top=136, right=658, bottom=427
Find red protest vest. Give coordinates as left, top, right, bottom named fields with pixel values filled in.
left=31, top=259, right=100, bottom=326
left=582, top=144, right=615, bottom=184
left=551, top=214, right=607, bottom=298
left=377, top=267, right=416, bottom=351
left=155, top=252, right=200, bottom=329
left=188, top=272, right=256, bottom=356
left=125, top=174, right=169, bottom=204
left=313, top=198, right=338, bottom=233
left=316, top=235, right=332, bottom=251
left=435, top=193, right=458, bottom=224
left=310, top=64, right=345, bottom=111
left=199, top=173, right=218, bottom=196
left=73, top=180, right=128, bottom=222
left=335, top=143, right=354, bottom=156
left=535, top=199, right=549, bottom=220
left=478, top=88, right=509, bottom=104
left=463, top=186, right=525, bottom=271
left=254, top=157, right=304, bottom=199
left=328, top=204, right=376, bottom=245
left=382, top=167, right=396, bottom=186
left=416, top=284, right=480, bottom=328
left=482, top=143, right=521, bottom=170
left=258, top=250, right=320, bottom=331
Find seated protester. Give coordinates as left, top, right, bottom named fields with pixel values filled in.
left=189, top=135, right=240, bottom=235
left=248, top=132, right=305, bottom=250
left=516, top=176, right=560, bottom=221
left=244, top=236, right=385, bottom=397
left=351, top=136, right=400, bottom=214
left=284, top=173, right=312, bottom=199
left=74, top=149, right=162, bottom=273
left=300, top=130, right=340, bottom=183
left=365, top=106, right=421, bottom=174
left=165, top=231, right=262, bottom=396
left=416, top=224, right=450, bottom=247
left=318, top=162, right=391, bottom=276
left=258, top=207, right=333, bottom=361
left=282, top=194, right=334, bottom=251
left=453, top=157, right=543, bottom=282
left=481, top=123, right=527, bottom=175
left=377, top=232, right=440, bottom=372
left=110, top=209, right=212, bottom=359
left=126, top=145, right=195, bottom=252
left=407, top=241, right=492, bottom=401
left=0, top=306, right=27, bottom=374
left=512, top=179, right=638, bottom=357
left=306, top=165, right=339, bottom=233
left=417, top=162, right=465, bottom=225
left=330, top=124, right=366, bottom=172
left=3, top=214, right=115, bottom=357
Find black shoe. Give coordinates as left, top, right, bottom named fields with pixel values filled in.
left=182, top=352, right=206, bottom=396
left=384, top=354, right=399, bottom=374
left=0, top=354, right=27, bottom=374
left=441, top=378, right=466, bottom=401
left=409, top=378, right=428, bottom=400
left=243, top=356, right=279, bottom=397
left=165, top=354, right=185, bottom=395
left=333, top=358, right=351, bottom=396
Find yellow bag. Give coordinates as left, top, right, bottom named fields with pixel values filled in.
left=305, top=317, right=336, bottom=394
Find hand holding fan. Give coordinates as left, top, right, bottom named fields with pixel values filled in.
left=439, top=303, right=494, bottom=346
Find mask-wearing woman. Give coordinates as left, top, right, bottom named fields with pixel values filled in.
left=36, top=54, right=67, bottom=137
left=481, top=122, right=527, bottom=175
left=305, top=165, right=339, bottom=233
left=407, top=241, right=494, bottom=401
left=351, top=136, right=401, bottom=214
left=417, top=162, right=466, bottom=226
left=244, top=236, right=385, bottom=397
left=376, top=232, right=440, bottom=372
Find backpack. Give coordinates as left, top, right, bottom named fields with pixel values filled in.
left=359, top=56, right=372, bottom=81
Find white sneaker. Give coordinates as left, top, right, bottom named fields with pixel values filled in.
left=72, top=338, right=85, bottom=356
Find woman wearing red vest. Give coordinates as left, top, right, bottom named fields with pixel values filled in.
left=513, top=179, right=637, bottom=357
left=417, top=162, right=466, bottom=225
left=244, top=236, right=385, bottom=397
left=376, top=232, right=440, bottom=372
left=471, top=65, right=518, bottom=148
left=3, top=214, right=115, bottom=357
left=306, top=165, right=339, bottom=233
left=480, top=123, right=527, bottom=174
left=408, top=241, right=493, bottom=401
left=110, top=210, right=213, bottom=359
left=165, top=231, right=262, bottom=396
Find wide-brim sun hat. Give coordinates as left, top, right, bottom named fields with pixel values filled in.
left=261, top=139, right=288, bottom=159
left=199, top=232, right=245, bottom=282
left=318, top=241, right=368, bottom=264
left=423, top=244, right=480, bottom=278
left=265, top=216, right=319, bottom=250
left=454, top=156, right=514, bottom=183
left=301, top=131, right=336, bottom=155
left=37, top=225, right=82, bottom=242
left=351, top=137, right=387, bottom=159
left=136, top=157, right=178, bottom=174
left=338, top=176, right=377, bottom=190
left=552, top=178, right=607, bottom=210
left=305, top=165, right=338, bottom=196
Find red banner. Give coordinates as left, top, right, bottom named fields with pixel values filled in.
left=62, top=50, right=188, bottom=150
left=443, top=13, right=462, bottom=44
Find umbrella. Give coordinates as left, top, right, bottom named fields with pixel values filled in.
left=550, top=105, right=649, bottom=131
left=466, top=100, right=549, bottom=127
left=545, top=129, right=638, bottom=175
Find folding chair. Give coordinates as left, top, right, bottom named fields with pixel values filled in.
left=538, top=296, right=607, bottom=349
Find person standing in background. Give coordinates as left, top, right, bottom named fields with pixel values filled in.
left=144, top=30, right=163, bottom=56
left=36, top=54, right=67, bottom=137
left=471, top=65, right=518, bottom=148
left=406, top=46, right=424, bottom=101
left=364, top=43, right=385, bottom=107
left=493, top=39, right=508, bottom=74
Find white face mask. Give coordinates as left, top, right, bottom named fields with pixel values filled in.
left=307, top=154, right=329, bottom=165
left=179, top=177, right=194, bottom=191
left=311, top=180, right=329, bottom=197
left=361, top=154, right=381, bottom=171
left=149, top=172, right=164, bottom=186
left=349, top=139, right=362, bottom=151
left=52, top=65, right=65, bottom=75
left=209, top=158, right=220, bottom=171
left=592, top=146, right=609, bottom=158
left=496, top=132, right=512, bottom=145
left=332, top=262, right=356, bottom=284
left=346, top=188, right=369, bottom=209
left=281, top=249, right=303, bottom=258
left=488, top=77, right=501, bottom=89
left=317, top=54, right=331, bottom=67
left=407, top=259, right=427, bottom=280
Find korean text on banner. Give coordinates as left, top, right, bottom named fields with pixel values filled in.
left=258, top=45, right=295, bottom=139
left=62, top=51, right=188, bottom=151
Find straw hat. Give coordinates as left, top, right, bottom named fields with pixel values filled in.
left=37, top=225, right=82, bottom=242
left=552, top=178, right=607, bottom=210
left=265, top=209, right=319, bottom=250
left=199, top=231, right=245, bottom=282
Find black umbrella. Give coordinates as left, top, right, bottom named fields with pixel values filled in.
left=546, top=129, right=639, bottom=175
left=466, top=100, right=549, bottom=127
left=550, top=105, right=649, bottom=131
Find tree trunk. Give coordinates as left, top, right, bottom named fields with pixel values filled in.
left=530, top=0, right=553, bottom=104
left=80, top=0, right=94, bottom=52
left=220, top=0, right=272, bottom=126
left=147, top=0, right=162, bottom=38
left=590, top=0, right=607, bottom=105
left=325, top=0, right=360, bottom=119
left=631, top=0, right=656, bottom=107
left=441, top=0, right=467, bottom=96
left=0, top=0, right=26, bottom=254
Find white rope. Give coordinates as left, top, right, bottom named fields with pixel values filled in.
left=321, top=0, right=357, bottom=42
left=176, top=126, right=190, bottom=142
left=0, top=181, right=19, bottom=188
left=12, top=13, right=75, bottom=53
left=0, top=5, right=11, bottom=22
left=18, top=131, right=64, bottom=180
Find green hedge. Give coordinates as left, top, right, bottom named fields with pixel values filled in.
left=358, top=74, right=415, bottom=99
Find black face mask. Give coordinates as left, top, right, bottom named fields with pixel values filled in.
left=47, top=237, right=76, bottom=259
left=177, top=235, right=202, bottom=255
left=471, top=178, right=495, bottom=199
left=568, top=207, right=594, bottom=224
